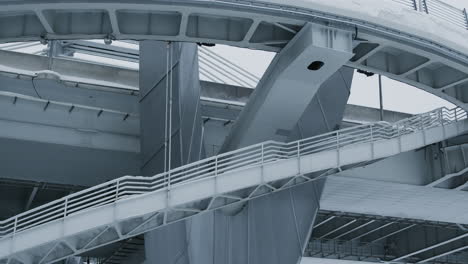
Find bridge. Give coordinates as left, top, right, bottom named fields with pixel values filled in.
left=0, top=0, right=467, bottom=263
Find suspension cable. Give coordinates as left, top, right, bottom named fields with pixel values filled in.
left=168, top=42, right=174, bottom=175
left=164, top=43, right=170, bottom=173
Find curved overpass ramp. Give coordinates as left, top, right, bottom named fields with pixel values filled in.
left=0, top=107, right=467, bottom=263
left=0, top=0, right=467, bottom=111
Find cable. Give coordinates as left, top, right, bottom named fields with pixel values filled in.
left=31, top=76, right=42, bottom=99
left=168, top=42, right=173, bottom=175
left=164, top=43, right=170, bottom=173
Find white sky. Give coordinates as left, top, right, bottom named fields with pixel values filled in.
left=208, top=0, right=467, bottom=114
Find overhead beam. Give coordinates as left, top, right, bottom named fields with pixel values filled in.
left=392, top=232, right=468, bottom=261
left=0, top=91, right=139, bottom=153
left=24, top=186, right=39, bottom=211
left=332, top=220, right=375, bottom=240
left=369, top=224, right=416, bottom=243
left=318, top=219, right=357, bottom=239
left=417, top=245, right=468, bottom=263
left=350, top=222, right=395, bottom=241
left=314, top=216, right=336, bottom=229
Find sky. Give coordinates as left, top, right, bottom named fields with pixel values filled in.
left=207, top=0, right=467, bottom=114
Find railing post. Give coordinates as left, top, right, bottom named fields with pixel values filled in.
left=464, top=8, right=468, bottom=30
left=13, top=216, right=17, bottom=235
left=297, top=141, right=301, bottom=175
left=440, top=108, right=446, bottom=124
left=214, top=156, right=218, bottom=194
left=261, top=143, right=264, bottom=183
left=64, top=198, right=68, bottom=218
left=168, top=171, right=171, bottom=190
left=336, top=131, right=340, bottom=168
left=115, top=180, right=120, bottom=200
left=370, top=124, right=374, bottom=141
left=411, top=0, right=417, bottom=11
left=397, top=125, right=402, bottom=153
left=422, top=0, right=428, bottom=13
left=261, top=144, right=264, bottom=164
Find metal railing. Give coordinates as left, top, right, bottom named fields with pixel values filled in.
left=0, top=107, right=466, bottom=240
left=393, top=0, right=468, bottom=30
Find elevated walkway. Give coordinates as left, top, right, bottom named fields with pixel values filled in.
left=0, top=107, right=467, bottom=263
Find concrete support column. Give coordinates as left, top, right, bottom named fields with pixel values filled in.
left=139, top=41, right=204, bottom=263
left=139, top=41, right=203, bottom=176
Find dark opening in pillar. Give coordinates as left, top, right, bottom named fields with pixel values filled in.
left=308, top=61, right=325, bottom=71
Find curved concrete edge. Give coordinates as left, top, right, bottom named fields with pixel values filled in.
left=263, top=0, right=468, bottom=59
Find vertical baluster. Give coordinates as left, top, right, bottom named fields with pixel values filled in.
left=214, top=156, right=218, bottom=194
left=464, top=8, right=468, bottom=30
left=261, top=144, right=264, bottom=165
left=438, top=108, right=442, bottom=125
left=13, top=217, right=17, bottom=235
left=168, top=171, right=171, bottom=190
left=261, top=144, right=265, bottom=183
left=336, top=131, right=340, bottom=168
left=115, top=180, right=120, bottom=200
left=422, top=0, right=429, bottom=13
left=64, top=198, right=68, bottom=218
left=297, top=141, right=301, bottom=175
left=397, top=125, right=402, bottom=153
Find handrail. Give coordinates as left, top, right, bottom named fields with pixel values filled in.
left=392, top=0, right=468, bottom=30
left=0, top=106, right=466, bottom=239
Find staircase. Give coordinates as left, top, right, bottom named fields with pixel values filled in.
left=0, top=107, right=467, bottom=264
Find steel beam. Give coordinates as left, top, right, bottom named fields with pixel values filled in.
left=350, top=222, right=395, bottom=241
left=392, top=232, right=468, bottom=261
left=24, top=186, right=39, bottom=211
left=417, top=244, right=468, bottom=263
left=332, top=220, right=376, bottom=240
left=318, top=219, right=357, bottom=239
left=369, top=224, right=416, bottom=243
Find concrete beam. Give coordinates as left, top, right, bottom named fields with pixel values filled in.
left=0, top=49, right=138, bottom=89
left=221, top=23, right=353, bottom=150
left=0, top=91, right=139, bottom=153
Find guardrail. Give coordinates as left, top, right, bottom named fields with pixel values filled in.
left=394, top=0, right=468, bottom=30
left=0, top=106, right=466, bottom=240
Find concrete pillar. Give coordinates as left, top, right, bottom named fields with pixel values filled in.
left=139, top=41, right=203, bottom=176
left=141, top=37, right=350, bottom=263
left=221, top=23, right=353, bottom=151
left=139, top=41, right=204, bottom=263
left=290, top=67, right=354, bottom=139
